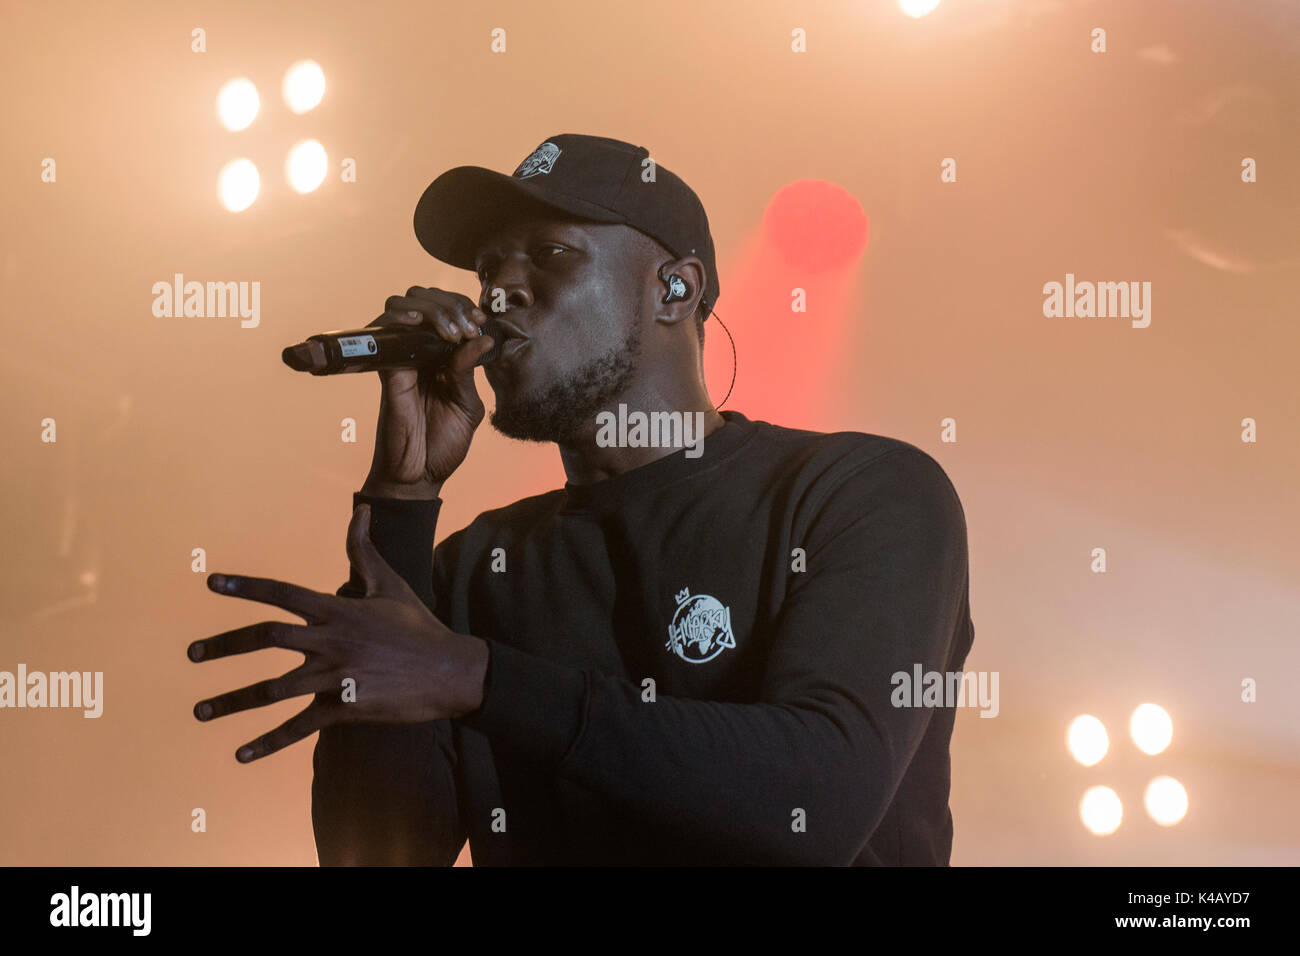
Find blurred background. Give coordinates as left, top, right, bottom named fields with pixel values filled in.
left=1, top=0, right=1297, bottom=865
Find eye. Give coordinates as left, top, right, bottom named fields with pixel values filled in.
left=478, top=245, right=564, bottom=280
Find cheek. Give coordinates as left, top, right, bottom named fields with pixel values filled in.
left=534, top=275, right=633, bottom=362
left=538, top=311, right=609, bottom=357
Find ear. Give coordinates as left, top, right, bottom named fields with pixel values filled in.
left=654, top=256, right=707, bottom=328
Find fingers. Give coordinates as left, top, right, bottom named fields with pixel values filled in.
left=438, top=336, right=492, bottom=416
left=204, top=573, right=330, bottom=623
left=193, top=662, right=325, bottom=723
left=450, top=333, right=497, bottom=375
left=187, top=618, right=315, bottom=663
left=381, top=288, right=485, bottom=342
left=233, top=698, right=331, bottom=763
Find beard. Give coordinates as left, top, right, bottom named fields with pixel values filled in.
left=489, top=319, right=642, bottom=444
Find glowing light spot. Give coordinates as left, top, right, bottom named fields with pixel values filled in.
left=283, top=60, right=326, bottom=114
left=1145, top=776, right=1188, bottom=826
left=1067, top=714, right=1109, bottom=766
left=219, top=159, right=260, bottom=212
left=763, top=180, right=869, bottom=272
left=217, top=78, right=260, bottom=131
left=1130, top=703, right=1173, bottom=755
left=286, top=140, right=328, bottom=194
left=1080, top=785, right=1123, bottom=835
left=899, top=0, right=941, bottom=18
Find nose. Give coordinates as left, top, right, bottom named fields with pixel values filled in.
left=480, top=253, right=534, bottom=314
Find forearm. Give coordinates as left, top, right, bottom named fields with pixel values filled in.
left=313, top=491, right=465, bottom=865
left=458, top=639, right=908, bottom=865
left=566, top=684, right=903, bottom=865
left=312, top=721, right=463, bottom=865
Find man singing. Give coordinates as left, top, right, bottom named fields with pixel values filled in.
left=191, top=133, right=975, bottom=866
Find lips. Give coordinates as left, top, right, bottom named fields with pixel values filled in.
left=481, top=316, right=529, bottom=366
left=487, top=317, right=528, bottom=342
left=497, top=336, right=529, bottom=362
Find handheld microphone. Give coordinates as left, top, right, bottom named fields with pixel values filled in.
left=282, top=318, right=507, bottom=375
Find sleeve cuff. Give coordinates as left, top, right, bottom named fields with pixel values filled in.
left=456, top=638, right=588, bottom=767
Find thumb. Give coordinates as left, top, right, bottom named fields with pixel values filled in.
left=346, top=503, right=398, bottom=596
left=445, top=336, right=492, bottom=408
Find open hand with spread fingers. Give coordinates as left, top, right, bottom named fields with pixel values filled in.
left=188, top=503, right=488, bottom=763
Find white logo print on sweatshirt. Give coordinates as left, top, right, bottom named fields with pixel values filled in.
left=665, top=587, right=736, bottom=663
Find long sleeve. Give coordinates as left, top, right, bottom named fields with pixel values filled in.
left=310, top=492, right=466, bottom=866
left=456, top=447, right=971, bottom=865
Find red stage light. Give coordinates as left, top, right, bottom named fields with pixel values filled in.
left=762, top=179, right=869, bottom=272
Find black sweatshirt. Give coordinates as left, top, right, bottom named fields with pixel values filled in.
left=312, top=410, right=974, bottom=865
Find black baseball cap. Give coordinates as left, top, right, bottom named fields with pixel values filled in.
left=413, top=133, right=720, bottom=315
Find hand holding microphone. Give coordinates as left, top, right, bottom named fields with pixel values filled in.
left=284, top=287, right=501, bottom=497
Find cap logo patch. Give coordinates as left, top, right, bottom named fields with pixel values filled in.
left=513, top=142, right=561, bottom=179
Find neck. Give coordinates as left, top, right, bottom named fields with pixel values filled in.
left=558, top=379, right=724, bottom=485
